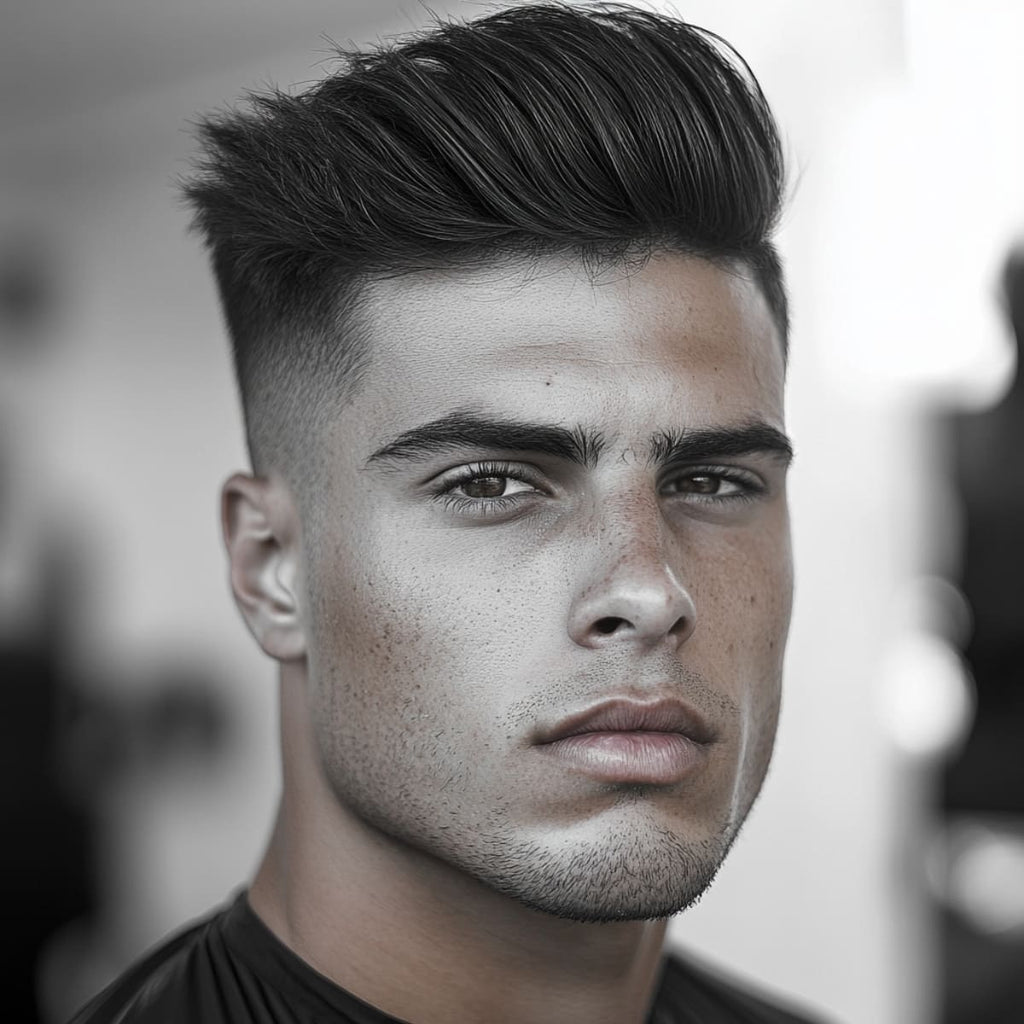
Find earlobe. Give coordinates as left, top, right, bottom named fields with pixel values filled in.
left=221, top=472, right=307, bottom=662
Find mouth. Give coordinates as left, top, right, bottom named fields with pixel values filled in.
left=534, top=697, right=716, bottom=786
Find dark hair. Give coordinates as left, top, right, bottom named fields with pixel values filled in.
left=183, top=1, right=787, bottom=472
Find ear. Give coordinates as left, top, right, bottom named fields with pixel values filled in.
left=221, top=472, right=306, bottom=662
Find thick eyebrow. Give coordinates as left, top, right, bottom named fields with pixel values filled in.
left=366, top=411, right=607, bottom=468
left=648, top=423, right=794, bottom=467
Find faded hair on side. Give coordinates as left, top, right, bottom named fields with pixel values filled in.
left=183, top=1, right=788, bottom=473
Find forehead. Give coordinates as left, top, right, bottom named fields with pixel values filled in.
left=348, top=253, right=785, bottom=440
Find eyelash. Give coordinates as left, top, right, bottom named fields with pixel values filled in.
left=431, top=461, right=764, bottom=518
left=659, top=465, right=765, bottom=504
left=432, top=461, right=544, bottom=517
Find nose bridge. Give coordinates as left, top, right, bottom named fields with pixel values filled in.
left=601, top=488, right=669, bottom=571
left=567, top=486, right=696, bottom=649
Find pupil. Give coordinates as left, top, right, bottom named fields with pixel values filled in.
left=691, top=475, right=718, bottom=493
left=464, top=476, right=506, bottom=498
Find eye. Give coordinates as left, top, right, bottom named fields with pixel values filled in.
left=431, top=461, right=546, bottom=518
left=453, top=474, right=537, bottom=500
left=660, top=467, right=762, bottom=503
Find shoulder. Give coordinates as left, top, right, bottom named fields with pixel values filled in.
left=658, top=948, right=834, bottom=1024
left=67, top=901, right=237, bottom=1024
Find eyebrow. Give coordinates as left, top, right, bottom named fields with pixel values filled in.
left=365, top=412, right=793, bottom=469
left=366, top=411, right=606, bottom=468
left=648, top=423, right=793, bottom=467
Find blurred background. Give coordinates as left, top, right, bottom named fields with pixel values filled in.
left=2, top=1, right=1023, bottom=1021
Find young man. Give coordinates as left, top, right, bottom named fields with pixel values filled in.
left=73, top=3, right=817, bottom=1022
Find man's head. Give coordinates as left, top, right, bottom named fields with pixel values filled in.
left=185, top=2, right=793, bottom=923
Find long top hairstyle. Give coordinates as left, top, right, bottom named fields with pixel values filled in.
left=183, top=2, right=787, bottom=471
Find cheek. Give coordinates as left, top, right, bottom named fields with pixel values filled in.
left=302, top=524, right=542, bottom=733
left=685, top=527, right=791, bottom=819
left=306, top=543, right=442, bottom=716
left=688, top=519, right=793, bottom=703
left=299, top=535, right=485, bottom=815
left=299, top=526, right=561, bottom=827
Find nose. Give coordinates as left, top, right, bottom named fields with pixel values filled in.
left=566, top=512, right=697, bottom=651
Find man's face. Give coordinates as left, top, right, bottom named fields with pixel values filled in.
left=296, top=253, right=792, bottom=921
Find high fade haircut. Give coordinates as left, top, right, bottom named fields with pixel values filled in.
left=183, top=1, right=787, bottom=477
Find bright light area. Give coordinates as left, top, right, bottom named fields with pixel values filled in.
left=816, top=0, right=1024, bottom=408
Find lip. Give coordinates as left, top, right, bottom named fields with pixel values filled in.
left=534, top=698, right=715, bottom=785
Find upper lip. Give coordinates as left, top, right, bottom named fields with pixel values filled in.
left=536, top=698, right=716, bottom=746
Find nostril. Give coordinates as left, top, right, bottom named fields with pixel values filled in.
left=668, top=616, right=690, bottom=637
left=593, top=616, right=626, bottom=635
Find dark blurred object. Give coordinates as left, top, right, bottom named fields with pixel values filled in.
left=0, top=229, right=58, bottom=349
left=0, top=550, right=94, bottom=1018
left=62, top=665, right=234, bottom=790
left=37, top=663, right=233, bottom=1023
left=944, top=250, right=1024, bottom=814
left=929, top=817, right=1024, bottom=1023
left=938, top=249, right=1024, bottom=1023
left=0, top=422, right=232, bottom=1018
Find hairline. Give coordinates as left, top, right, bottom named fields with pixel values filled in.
left=253, top=244, right=787, bottom=486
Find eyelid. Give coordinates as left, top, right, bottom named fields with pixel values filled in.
left=425, top=460, right=550, bottom=521
left=658, top=463, right=767, bottom=496
left=423, top=462, right=552, bottom=505
left=428, top=459, right=549, bottom=494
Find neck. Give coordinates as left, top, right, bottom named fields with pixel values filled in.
left=249, top=665, right=669, bottom=1024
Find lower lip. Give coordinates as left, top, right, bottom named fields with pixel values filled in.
left=537, top=732, right=706, bottom=785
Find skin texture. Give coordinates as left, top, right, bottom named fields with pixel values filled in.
left=225, top=253, right=792, bottom=1024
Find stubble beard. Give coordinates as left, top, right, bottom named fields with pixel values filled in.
left=460, top=797, right=743, bottom=923
left=314, top=708, right=763, bottom=926
left=311, top=660, right=774, bottom=926
left=343, top=773, right=749, bottom=924
left=321, top=734, right=749, bottom=923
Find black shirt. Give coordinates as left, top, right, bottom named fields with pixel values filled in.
left=69, top=893, right=827, bottom=1023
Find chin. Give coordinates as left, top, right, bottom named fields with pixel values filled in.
left=471, top=817, right=738, bottom=924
